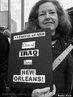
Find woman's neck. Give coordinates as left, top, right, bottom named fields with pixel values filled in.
left=51, top=31, right=55, bottom=36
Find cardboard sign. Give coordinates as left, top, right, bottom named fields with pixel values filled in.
left=7, top=29, right=53, bottom=90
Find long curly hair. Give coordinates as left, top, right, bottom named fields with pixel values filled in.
left=26, top=0, right=72, bottom=38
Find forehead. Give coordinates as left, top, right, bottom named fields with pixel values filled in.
left=38, top=2, right=56, bottom=12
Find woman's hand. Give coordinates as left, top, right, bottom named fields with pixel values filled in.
left=32, top=85, right=56, bottom=97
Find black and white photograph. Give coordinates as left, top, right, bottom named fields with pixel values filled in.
left=0, top=0, right=73, bottom=97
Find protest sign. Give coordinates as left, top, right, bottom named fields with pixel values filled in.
left=7, top=29, right=53, bottom=89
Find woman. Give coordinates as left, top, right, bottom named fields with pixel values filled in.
left=10, top=0, right=73, bottom=97
left=25, top=0, right=73, bottom=97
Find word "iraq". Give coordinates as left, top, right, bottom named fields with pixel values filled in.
left=19, top=49, right=39, bottom=57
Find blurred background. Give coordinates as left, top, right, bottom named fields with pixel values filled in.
left=0, top=0, right=73, bottom=33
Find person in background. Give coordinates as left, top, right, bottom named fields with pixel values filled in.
left=25, top=0, right=73, bottom=97
left=3, top=29, right=11, bottom=43
left=0, top=28, right=9, bottom=97
left=0, top=27, right=11, bottom=43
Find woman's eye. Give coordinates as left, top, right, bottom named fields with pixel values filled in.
left=39, top=13, right=45, bottom=16
left=50, top=11, right=55, bottom=14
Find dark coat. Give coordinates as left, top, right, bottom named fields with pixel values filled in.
left=0, top=32, right=9, bottom=96
left=52, top=38, right=73, bottom=95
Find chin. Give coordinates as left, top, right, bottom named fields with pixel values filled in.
left=44, top=27, right=55, bottom=30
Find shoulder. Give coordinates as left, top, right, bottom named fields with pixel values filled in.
left=0, top=32, right=8, bottom=41
left=0, top=32, right=9, bottom=51
left=59, top=38, right=73, bottom=67
left=58, top=37, right=68, bottom=51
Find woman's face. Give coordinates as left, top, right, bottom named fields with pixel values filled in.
left=38, top=2, right=58, bottom=34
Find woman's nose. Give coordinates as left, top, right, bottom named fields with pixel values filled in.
left=45, top=13, right=50, bottom=19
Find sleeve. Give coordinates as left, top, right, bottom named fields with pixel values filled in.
left=0, top=33, right=10, bottom=94
left=0, top=35, right=10, bottom=75
left=65, top=53, right=73, bottom=94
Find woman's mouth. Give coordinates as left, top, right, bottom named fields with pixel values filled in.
left=44, top=21, right=53, bottom=24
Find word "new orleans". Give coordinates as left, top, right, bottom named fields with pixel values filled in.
left=13, top=69, right=45, bottom=83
